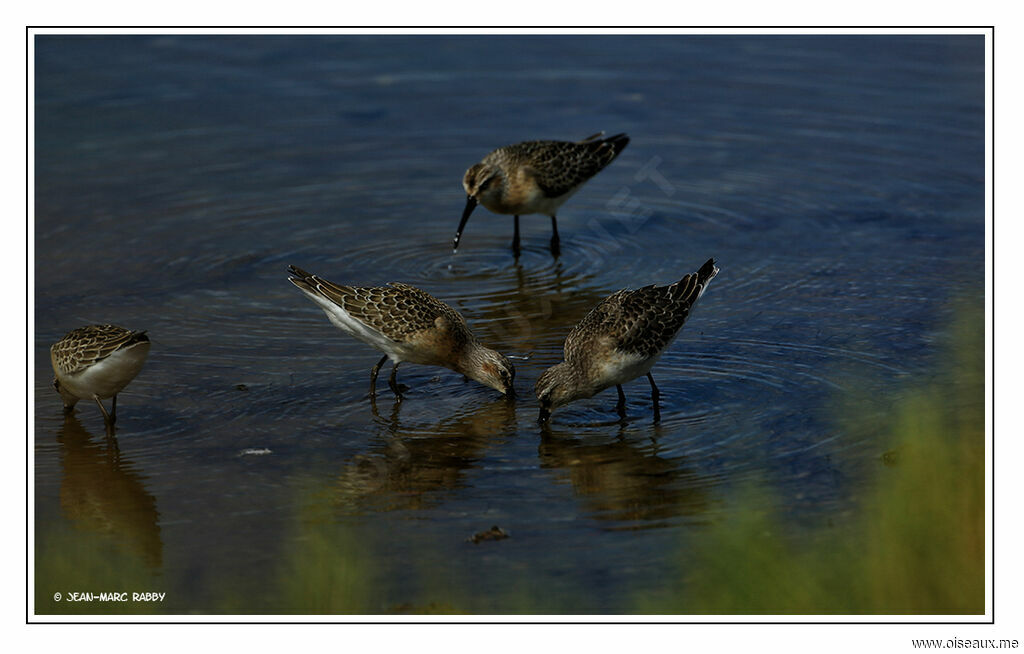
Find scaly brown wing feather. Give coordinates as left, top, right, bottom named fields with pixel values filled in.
left=565, top=259, right=717, bottom=361
left=51, top=325, right=148, bottom=376
left=491, top=133, right=629, bottom=199
left=288, top=266, right=471, bottom=344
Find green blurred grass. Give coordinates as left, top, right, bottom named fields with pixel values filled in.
left=637, top=301, right=985, bottom=614
left=35, top=519, right=162, bottom=615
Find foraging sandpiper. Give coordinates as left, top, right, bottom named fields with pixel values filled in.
left=535, top=258, right=718, bottom=423
left=287, top=265, right=516, bottom=399
left=50, top=324, right=151, bottom=429
left=454, top=132, right=630, bottom=257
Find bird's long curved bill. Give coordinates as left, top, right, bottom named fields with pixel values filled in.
left=538, top=406, right=551, bottom=423
left=453, top=196, right=478, bottom=252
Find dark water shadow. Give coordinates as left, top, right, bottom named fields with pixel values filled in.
left=537, top=427, right=720, bottom=529
left=329, top=395, right=518, bottom=513
left=55, top=415, right=163, bottom=568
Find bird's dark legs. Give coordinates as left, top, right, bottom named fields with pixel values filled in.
left=369, top=354, right=388, bottom=398
left=616, top=384, right=627, bottom=420
left=93, top=394, right=116, bottom=434
left=647, top=373, right=661, bottom=423
left=111, top=394, right=118, bottom=423
left=550, top=215, right=561, bottom=256
left=509, top=215, right=559, bottom=256
left=512, top=215, right=521, bottom=257
left=93, top=395, right=112, bottom=423
left=389, top=362, right=405, bottom=400
left=371, top=357, right=408, bottom=402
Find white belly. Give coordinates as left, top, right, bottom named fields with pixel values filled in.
left=593, top=349, right=659, bottom=392
left=525, top=187, right=577, bottom=216
left=523, top=184, right=581, bottom=216
left=480, top=183, right=579, bottom=217
left=303, top=290, right=405, bottom=362
left=60, top=342, right=150, bottom=400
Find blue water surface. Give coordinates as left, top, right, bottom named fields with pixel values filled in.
left=33, top=34, right=984, bottom=614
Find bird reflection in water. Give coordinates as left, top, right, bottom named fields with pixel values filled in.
left=56, top=415, right=162, bottom=568
left=333, top=395, right=517, bottom=513
left=537, top=426, right=717, bottom=528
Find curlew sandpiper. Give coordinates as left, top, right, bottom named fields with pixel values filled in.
left=288, top=265, right=516, bottom=400
left=535, top=258, right=718, bottom=423
left=51, top=324, right=151, bottom=429
left=455, top=132, right=629, bottom=257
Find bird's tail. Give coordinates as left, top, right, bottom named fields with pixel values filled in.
left=671, top=257, right=719, bottom=306
left=695, top=257, right=719, bottom=288
left=126, top=330, right=150, bottom=346
left=578, top=131, right=630, bottom=164
left=600, top=133, right=630, bottom=162
left=287, top=264, right=320, bottom=295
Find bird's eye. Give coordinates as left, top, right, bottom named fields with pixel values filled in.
left=480, top=175, right=499, bottom=191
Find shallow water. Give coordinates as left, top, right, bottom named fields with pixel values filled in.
left=33, top=34, right=984, bottom=615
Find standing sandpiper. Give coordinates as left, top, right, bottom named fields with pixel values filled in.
left=50, top=324, right=151, bottom=430
left=287, top=265, right=516, bottom=400
left=455, top=132, right=630, bottom=257
left=535, top=258, right=719, bottom=423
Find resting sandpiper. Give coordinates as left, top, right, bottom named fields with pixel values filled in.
left=535, top=258, right=719, bottom=423
left=454, top=132, right=630, bottom=257
left=287, top=265, right=516, bottom=400
left=50, top=324, right=151, bottom=429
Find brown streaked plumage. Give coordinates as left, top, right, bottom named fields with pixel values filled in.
left=50, top=324, right=151, bottom=429
left=455, top=132, right=630, bottom=257
left=535, top=258, right=719, bottom=423
left=287, top=265, right=515, bottom=400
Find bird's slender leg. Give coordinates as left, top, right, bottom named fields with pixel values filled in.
left=512, top=215, right=521, bottom=257
left=389, top=362, right=404, bottom=401
left=93, top=394, right=114, bottom=430
left=647, top=373, right=661, bottom=423
left=369, top=354, right=388, bottom=399
left=111, top=394, right=118, bottom=424
left=616, top=384, right=627, bottom=420
left=550, top=215, right=561, bottom=256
